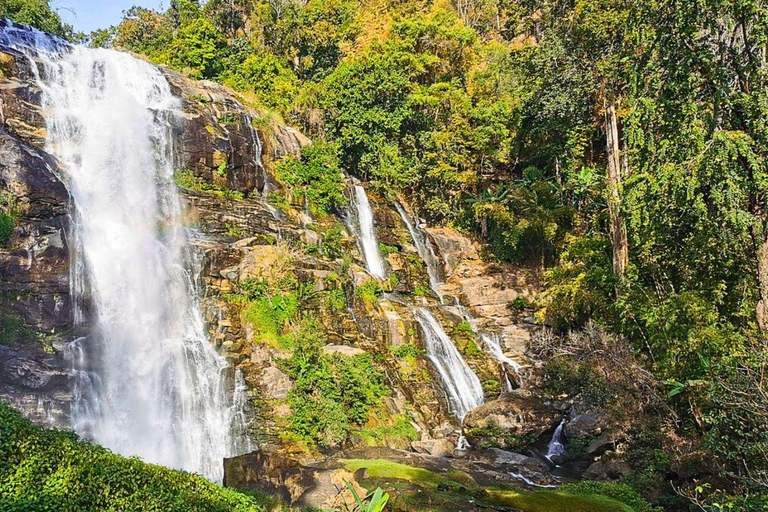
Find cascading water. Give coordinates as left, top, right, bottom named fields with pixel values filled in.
left=394, top=202, right=443, bottom=293
left=482, top=333, right=523, bottom=390
left=413, top=308, right=484, bottom=421
left=352, top=185, right=387, bottom=278
left=0, top=21, right=246, bottom=482
left=546, top=420, right=567, bottom=462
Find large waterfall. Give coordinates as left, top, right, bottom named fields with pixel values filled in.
left=413, top=308, right=484, bottom=421
left=0, top=21, right=244, bottom=481
left=352, top=185, right=387, bottom=279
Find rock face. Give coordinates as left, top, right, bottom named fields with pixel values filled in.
left=161, top=69, right=307, bottom=196
left=463, top=391, right=561, bottom=450
left=429, top=227, right=541, bottom=358
left=0, top=49, right=74, bottom=426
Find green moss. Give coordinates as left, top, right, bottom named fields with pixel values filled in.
left=345, top=459, right=649, bottom=512
left=487, top=489, right=635, bottom=512
left=342, top=459, right=476, bottom=489
left=0, top=400, right=262, bottom=511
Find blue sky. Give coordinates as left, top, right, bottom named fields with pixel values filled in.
left=53, top=0, right=168, bottom=33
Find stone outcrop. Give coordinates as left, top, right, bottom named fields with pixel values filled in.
left=463, top=390, right=561, bottom=449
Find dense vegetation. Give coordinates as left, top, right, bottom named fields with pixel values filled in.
left=7, top=0, right=768, bottom=509
left=0, top=400, right=262, bottom=511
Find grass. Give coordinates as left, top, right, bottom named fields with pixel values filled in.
left=342, top=459, right=647, bottom=512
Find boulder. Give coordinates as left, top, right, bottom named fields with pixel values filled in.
left=583, top=458, right=632, bottom=481
left=411, top=438, right=455, bottom=458
left=564, top=405, right=611, bottom=440
left=586, top=431, right=624, bottom=455
left=463, top=390, right=561, bottom=450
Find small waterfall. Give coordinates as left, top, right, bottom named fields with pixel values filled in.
left=352, top=185, right=387, bottom=278
left=394, top=202, right=443, bottom=293
left=1, top=20, right=246, bottom=482
left=482, top=333, right=523, bottom=390
left=546, top=420, right=566, bottom=462
left=413, top=308, right=484, bottom=421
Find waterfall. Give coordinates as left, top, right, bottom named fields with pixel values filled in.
left=1, top=21, right=246, bottom=482
left=413, top=308, right=484, bottom=421
left=546, top=420, right=566, bottom=462
left=352, top=185, right=387, bottom=278
left=482, top=333, right=523, bottom=390
left=394, top=202, right=443, bottom=293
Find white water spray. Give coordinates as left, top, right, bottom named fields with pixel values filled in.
left=482, top=333, right=523, bottom=390
left=352, top=185, right=387, bottom=278
left=546, top=420, right=566, bottom=462
left=394, top=202, right=443, bottom=293
left=1, top=21, right=247, bottom=481
left=413, top=308, right=484, bottom=421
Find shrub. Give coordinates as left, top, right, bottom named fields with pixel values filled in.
left=0, top=213, right=14, bottom=247
left=356, top=280, right=382, bottom=305
left=282, top=319, right=387, bottom=447
left=274, top=142, right=345, bottom=215
left=0, top=401, right=261, bottom=511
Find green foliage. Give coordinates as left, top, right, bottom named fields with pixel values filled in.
left=282, top=319, right=387, bottom=447
left=325, top=289, right=347, bottom=312
left=0, top=312, right=28, bottom=345
left=319, top=222, right=346, bottom=259
left=359, top=414, right=419, bottom=446
left=343, top=480, right=389, bottom=512
left=356, top=280, right=382, bottom=305
left=223, top=53, right=298, bottom=110
left=167, top=17, right=228, bottom=79
left=274, top=142, right=345, bottom=215
left=391, top=343, right=423, bottom=361
left=0, top=0, right=72, bottom=39
left=174, top=169, right=244, bottom=200
left=0, top=400, right=262, bottom=511
left=541, top=358, right=609, bottom=406
left=0, top=213, right=14, bottom=247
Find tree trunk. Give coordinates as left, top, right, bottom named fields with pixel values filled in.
left=605, top=100, right=629, bottom=278
left=755, top=229, right=768, bottom=333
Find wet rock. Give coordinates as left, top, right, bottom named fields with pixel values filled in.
left=564, top=406, right=610, bottom=440
left=411, top=438, right=455, bottom=458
